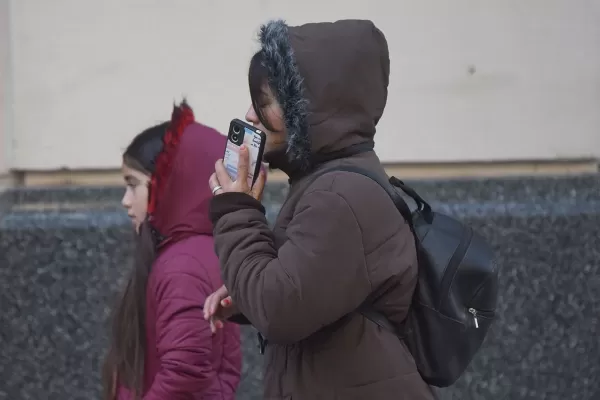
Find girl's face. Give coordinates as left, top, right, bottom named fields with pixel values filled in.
left=245, top=84, right=287, bottom=154
left=121, top=163, right=150, bottom=231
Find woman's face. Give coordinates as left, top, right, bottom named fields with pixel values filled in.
left=245, top=84, right=287, bottom=154
left=121, top=163, right=150, bottom=231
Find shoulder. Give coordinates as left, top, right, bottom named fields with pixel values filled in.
left=302, top=166, right=397, bottom=214
left=154, top=236, right=217, bottom=273
left=298, top=165, right=410, bottom=250
left=150, top=236, right=221, bottom=295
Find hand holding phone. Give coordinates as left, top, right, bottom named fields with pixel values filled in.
left=223, top=119, right=266, bottom=188
left=209, top=119, right=267, bottom=200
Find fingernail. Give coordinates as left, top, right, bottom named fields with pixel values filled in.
left=216, top=321, right=224, bottom=329
left=240, top=145, right=246, bottom=151
left=222, top=298, right=231, bottom=306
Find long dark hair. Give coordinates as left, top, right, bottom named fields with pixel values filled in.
left=102, top=122, right=168, bottom=400
left=249, top=50, right=277, bottom=132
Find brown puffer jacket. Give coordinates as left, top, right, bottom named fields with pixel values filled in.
left=210, top=19, right=435, bottom=400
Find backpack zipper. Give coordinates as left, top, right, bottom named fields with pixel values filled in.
left=468, top=308, right=479, bottom=328
left=467, top=307, right=495, bottom=329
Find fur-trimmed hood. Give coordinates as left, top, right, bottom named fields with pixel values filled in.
left=258, top=19, right=390, bottom=173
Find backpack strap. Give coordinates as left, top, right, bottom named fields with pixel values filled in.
left=389, top=176, right=433, bottom=223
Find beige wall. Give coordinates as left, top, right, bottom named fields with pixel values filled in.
left=0, top=0, right=9, bottom=178
left=3, top=0, right=600, bottom=172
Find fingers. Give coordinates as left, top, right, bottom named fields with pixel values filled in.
left=208, top=172, right=224, bottom=196
left=208, top=295, right=228, bottom=334
left=214, top=159, right=232, bottom=189
left=236, top=146, right=250, bottom=189
left=209, top=317, right=224, bottom=334
left=216, top=285, right=229, bottom=296
left=207, top=300, right=227, bottom=334
left=203, top=293, right=216, bottom=320
left=204, top=294, right=221, bottom=320
left=212, top=147, right=252, bottom=195
left=204, top=286, right=230, bottom=320
left=221, top=296, right=233, bottom=307
left=251, top=169, right=267, bottom=201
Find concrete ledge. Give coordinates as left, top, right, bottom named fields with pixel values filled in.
left=14, top=169, right=125, bottom=187
left=0, top=172, right=15, bottom=191
left=0, top=173, right=17, bottom=220
left=9, top=159, right=599, bottom=186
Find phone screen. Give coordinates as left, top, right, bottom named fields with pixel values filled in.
left=223, top=124, right=264, bottom=187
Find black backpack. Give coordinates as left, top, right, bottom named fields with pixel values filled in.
left=306, top=165, right=499, bottom=388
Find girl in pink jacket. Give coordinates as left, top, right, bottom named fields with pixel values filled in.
left=103, top=101, right=242, bottom=400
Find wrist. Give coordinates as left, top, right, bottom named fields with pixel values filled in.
left=209, top=192, right=265, bottom=224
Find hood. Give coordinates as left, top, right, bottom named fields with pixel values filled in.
left=148, top=102, right=226, bottom=245
left=259, top=19, right=390, bottom=173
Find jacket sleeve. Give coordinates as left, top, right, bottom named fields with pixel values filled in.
left=210, top=190, right=372, bottom=344
left=229, top=314, right=252, bottom=324
left=218, top=322, right=242, bottom=396
left=142, top=255, right=215, bottom=400
left=116, top=385, right=133, bottom=400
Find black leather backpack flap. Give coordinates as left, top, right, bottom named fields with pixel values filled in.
left=413, top=212, right=497, bottom=322
left=411, top=212, right=465, bottom=311
left=459, top=230, right=499, bottom=319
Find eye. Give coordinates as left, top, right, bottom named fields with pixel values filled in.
left=257, top=96, right=271, bottom=109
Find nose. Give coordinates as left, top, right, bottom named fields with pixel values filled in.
left=121, top=190, right=131, bottom=209
left=245, top=105, right=259, bottom=125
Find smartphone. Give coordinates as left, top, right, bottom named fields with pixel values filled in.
left=223, top=119, right=266, bottom=187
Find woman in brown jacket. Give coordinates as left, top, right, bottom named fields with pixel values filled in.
left=206, top=19, right=435, bottom=400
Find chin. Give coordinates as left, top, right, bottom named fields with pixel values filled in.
left=265, top=142, right=286, bottom=154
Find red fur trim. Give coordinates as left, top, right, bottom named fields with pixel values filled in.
left=147, top=101, right=195, bottom=217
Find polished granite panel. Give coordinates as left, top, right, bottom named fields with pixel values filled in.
left=0, top=174, right=598, bottom=400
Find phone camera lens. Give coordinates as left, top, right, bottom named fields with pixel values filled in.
left=231, top=125, right=242, bottom=143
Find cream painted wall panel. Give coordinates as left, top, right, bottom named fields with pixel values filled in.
left=0, top=0, right=9, bottom=173
left=9, top=0, right=600, bottom=169
left=11, top=0, right=265, bottom=169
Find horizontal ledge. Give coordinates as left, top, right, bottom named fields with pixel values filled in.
left=2, top=159, right=598, bottom=187
left=2, top=198, right=599, bottom=231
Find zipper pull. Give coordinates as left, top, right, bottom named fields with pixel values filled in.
left=468, top=308, right=479, bottom=328
left=257, top=332, right=267, bottom=354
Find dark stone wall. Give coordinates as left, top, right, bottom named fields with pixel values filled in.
left=1, top=174, right=598, bottom=400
